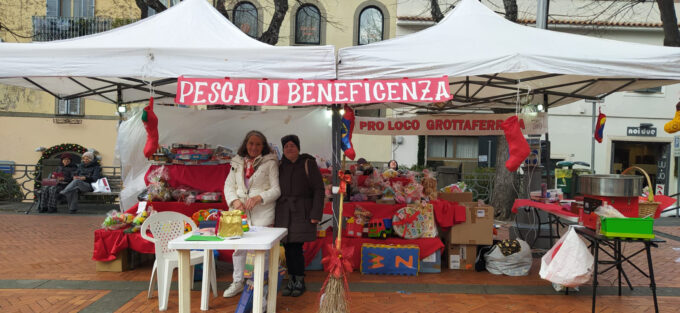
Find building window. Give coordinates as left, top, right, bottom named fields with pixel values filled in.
left=233, top=2, right=258, bottom=37
left=55, top=98, right=84, bottom=116
left=354, top=109, right=384, bottom=117
left=295, top=5, right=321, bottom=45
left=358, top=6, right=383, bottom=45
left=633, top=86, right=662, bottom=94
left=427, top=136, right=478, bottom=159
left=47, top=0, right=95, bottom=17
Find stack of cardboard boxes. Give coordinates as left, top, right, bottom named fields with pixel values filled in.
left=438, top=192, right=494, bottom=270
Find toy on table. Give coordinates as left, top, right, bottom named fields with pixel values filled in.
left=381, top=169, right=399, bottom=180
left=241, top=214, right=249, bottom=232
left=367, top=218, right=393, bottom=239
left=392, top=205, right=427, bottom=239
left=420, top=170, right=437, bottom=200
left=147, top=166, right=173, bottom=202
left=125, top=207, right=157, bottom=233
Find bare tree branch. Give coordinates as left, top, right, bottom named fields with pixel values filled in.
left=216, top=0, right=230, bottom=20
left=258, top=0, right=288, bottom=45
left=502, top=0, right=517, bottom=22
left=656, top=0, right=680, bottom=47
left=429, top=0, right=445, bottom=23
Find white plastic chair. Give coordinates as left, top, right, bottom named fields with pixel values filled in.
left=140, top=211, right=218, bottom=311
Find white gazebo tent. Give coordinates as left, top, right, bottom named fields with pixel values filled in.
left=337, top=0, right=680, bottom=110
left=0, top=0, right=336, bottom=105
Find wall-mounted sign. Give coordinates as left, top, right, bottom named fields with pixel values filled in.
left=626, top=127, right=657, bottom=137
left=355, top=113, right=548, bottom=136
left=175, top=76, right=451, bottom=106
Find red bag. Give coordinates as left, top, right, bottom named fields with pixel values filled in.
left=41, top=178, right=58, bottom=186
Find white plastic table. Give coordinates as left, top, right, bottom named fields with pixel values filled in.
left=168, top=227, right=287, bottom=313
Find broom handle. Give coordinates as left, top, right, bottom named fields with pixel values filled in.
left=335, top=155, right=347, bottom=250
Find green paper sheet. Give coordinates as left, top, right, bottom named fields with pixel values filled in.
left=185, top=235, right=224, bottom=241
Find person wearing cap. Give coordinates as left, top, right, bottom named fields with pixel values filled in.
left=60, top=151, right=102, bottom=213
left=274, top=134, right=324, bottom=297
left=39, top=153, right=77, bottom=213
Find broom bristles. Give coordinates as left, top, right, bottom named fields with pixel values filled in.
left=319, top=276, right=349, bottom=313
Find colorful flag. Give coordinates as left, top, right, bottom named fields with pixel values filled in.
left=594, top=107, right=606, bottom=143
left=340, top=104, right=356, bottom=160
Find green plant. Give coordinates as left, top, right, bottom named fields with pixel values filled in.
left=0, top=172, right=23, bottom=202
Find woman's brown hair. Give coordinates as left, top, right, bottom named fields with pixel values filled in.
left=237, top=130, right=271, bottom=157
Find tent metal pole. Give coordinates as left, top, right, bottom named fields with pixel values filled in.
left=330, top=104, right=342, bottom=244
left=536, top=0, right=549, bottom=29
left=544, top=93, right=553, bottom=188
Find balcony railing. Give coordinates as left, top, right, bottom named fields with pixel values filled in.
left=32, top=16, right=136, bottom=42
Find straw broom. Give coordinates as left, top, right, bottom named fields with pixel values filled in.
left=319, top=156, right=352, bottom=313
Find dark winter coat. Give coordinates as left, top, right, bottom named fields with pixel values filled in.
left=275, top=153, right=325, bottom=243
left=55, top=163, right=78, bottom=185
left=76, top=161, right=102, bottom=183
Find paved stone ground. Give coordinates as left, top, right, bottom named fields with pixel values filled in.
left=0, top=202, right=679, bottom=312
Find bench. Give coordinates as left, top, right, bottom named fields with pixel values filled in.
left=80, top=175, right=122, bottom=204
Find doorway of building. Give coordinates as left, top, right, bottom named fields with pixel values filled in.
left=611, top=140, right=670, bottom=195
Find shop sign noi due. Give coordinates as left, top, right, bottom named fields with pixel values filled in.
left=175, top=76, right=451, bottom=106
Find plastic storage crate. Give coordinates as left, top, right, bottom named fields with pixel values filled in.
left=599, top=216, right=654, bottom=239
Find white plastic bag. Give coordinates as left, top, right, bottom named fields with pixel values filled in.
left=485, top=239, right=533, bottom=276
left=91, top=178, right=112, bottom=193
left=539, top=226, right=594, bottom=287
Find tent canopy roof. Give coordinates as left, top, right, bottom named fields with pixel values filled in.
left=0, top=0, right=336, bottom=105
left=338, top=0, right=680, bottom=110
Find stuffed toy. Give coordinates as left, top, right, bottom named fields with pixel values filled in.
left=664, top=100, right=680, bottom=134
left=142, top=97, right=160, bottom=159
left=594, top=107, right=606, bottom=143
left=501, top=116, right=530, bottom=172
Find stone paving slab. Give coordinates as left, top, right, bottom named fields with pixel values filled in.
left=0, top=202, right=678, bottom=312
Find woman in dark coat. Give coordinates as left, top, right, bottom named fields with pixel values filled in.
left=39, top=153, right=77, bottom=213
left=275, top=134, right=325, bottom=297
left=60, top=151, right=102, bottom=213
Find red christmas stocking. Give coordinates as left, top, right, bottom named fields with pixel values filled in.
left=142, top=97, right=159, bottom=159
left=501, top=116, right=530, bottom=172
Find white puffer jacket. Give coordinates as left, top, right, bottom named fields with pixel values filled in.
left=224, top=153, right=281, bottom=226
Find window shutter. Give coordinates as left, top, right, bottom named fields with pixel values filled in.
left=46, top=0, right=59, bottom=16
left=87, top=0, right=95, bottom=17
left=56, top=99, right=68, bottom=115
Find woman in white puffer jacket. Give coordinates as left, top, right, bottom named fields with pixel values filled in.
left=222, top=130, right=281, bottom=298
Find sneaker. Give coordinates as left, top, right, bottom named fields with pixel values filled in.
left=281, top=278, right=295, bottom=297
left=291, top=275, right=305, bottom=297
left=223, top=281, right=244, bottom=298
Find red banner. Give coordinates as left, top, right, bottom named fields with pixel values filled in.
left=175, top=76, right=451, bottom=106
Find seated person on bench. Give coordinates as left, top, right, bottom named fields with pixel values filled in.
left=60, top=151, right=102, bottom=214
left=39, top=153, right=77, bottom=213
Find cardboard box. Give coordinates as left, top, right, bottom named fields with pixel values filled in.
left=449, top=202, right=493, bottom=245
left=95, top=249, right=130, bottom=272
left=448, top=244, right=477, bottom=270
left=438, top=192, right=473, bottom=203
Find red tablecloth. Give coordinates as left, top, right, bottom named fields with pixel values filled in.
left=124, top=201, right=229, bottom=216
left=145, top=164, right=230, bottom=192
left=92, top=229, right=155, bottom=261
left=303, top=231, right=444, bottom=270
left=511, top=199, right=578, bottom=219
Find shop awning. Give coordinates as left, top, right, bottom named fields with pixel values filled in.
left=337, top=0, right=680, bottom=110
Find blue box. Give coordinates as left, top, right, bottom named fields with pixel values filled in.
left=360, top=244, right=419, bottom=276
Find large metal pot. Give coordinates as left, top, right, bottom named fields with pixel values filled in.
left=578, top=174, right=643, bottom=197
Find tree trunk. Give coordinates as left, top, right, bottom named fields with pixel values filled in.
left=490, top=135, right=519, bottom=220
left=145, top=0, right=167, bottom=14
left=656, top=0, right=680, bottom=47
left=502, top=0, right=518, bottom=22
left=135, top=0, right=149, bottom=19
left=216, top=0, right=229, bottom=20
left=429, top=0, right=445, bottom=23
left=258, top=0, right=288, bottom=45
